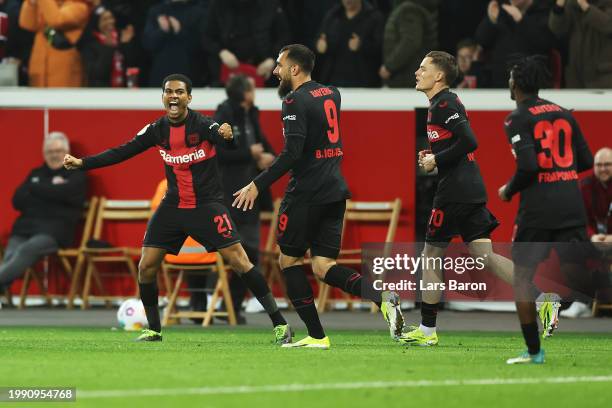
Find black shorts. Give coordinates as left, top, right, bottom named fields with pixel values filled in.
left=425, top=202, right=499, bottom=247
left=277, top=199, right=345, bottom=259
left=143, top=202, right=241, bottom=255
left=511, top=225, right=588, bottom=267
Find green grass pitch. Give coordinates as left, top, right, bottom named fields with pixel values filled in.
left=2, top=327, right=611, bottom=407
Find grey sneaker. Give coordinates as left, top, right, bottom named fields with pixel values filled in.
left=273, top=324, right=293, bottom=345
left=381, top=291, right=405, bottom=340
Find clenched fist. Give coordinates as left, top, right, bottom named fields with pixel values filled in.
left=218, top=123, right=233, bottom=140
left=63, top=154, right=83, bottom=170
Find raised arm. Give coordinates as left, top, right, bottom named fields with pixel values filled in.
left=63, top=123, right=157, bottom=170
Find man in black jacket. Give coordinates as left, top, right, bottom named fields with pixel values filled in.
left=215, top=74, right=276, bottom=322
left=475, top=0, right=557, bottom=87
left=0, top=132, right=87, bottom=291
left=202, top=0, right=290, bottom=86
left=315, top=0, right=384, bottom=87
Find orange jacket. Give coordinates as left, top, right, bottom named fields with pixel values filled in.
left=151, top=180, right=217, bottom=264
left=19, top=0, right=90, bottom=87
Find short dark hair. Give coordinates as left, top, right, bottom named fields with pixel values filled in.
left=279, top=44, right=315, bottom=74
left=426, top=51, right=458, bottom=86
left=456, top=38, right=477, bottom=51
left=509, top=55, right=551, bottom=94
left=161, top=73, right=192, bottom=95
left=225, top=74, right=253, bottom=103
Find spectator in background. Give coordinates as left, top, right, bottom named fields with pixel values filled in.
left=454, top=38, right=488, bottom=88
left=0, top=132, right=87, bottom=292
left=215, top=74, right=276, bottom=323
left=18, top=0, right=91, bottom=87
left=4, top=0, right=34, bottom=85
left=549, top=0, right=612, bottom=88
left=202, top=0, right=290, bottom=87
left=475, top=0, right=557, bottom=87
left=142, top=0, right=207, bottom=87
left=79, top=5, right=138, bottom=87
left=379, top=0, right=437, bottom=88
left=315, top=0, right=384, bottom=87
left=280, top=0, right=336, bottom=46
left=438, top=0, right=490, bottom=55
left=562, top=147, right=612, bottom=317
left=87, top=0, right=157, bottom=88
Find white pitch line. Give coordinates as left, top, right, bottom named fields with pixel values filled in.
left=77, top=375, right=612, bottom=399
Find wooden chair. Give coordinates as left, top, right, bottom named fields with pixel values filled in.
left=80, top=198, right=151, bottom=309
left=317, top=198, right=402, bottom=313
left=161, top=244, right=236, bottom=327
left=592, top=256, right=612, bottom=316
left=259, top=198, right=287, bottom=302
left=0, top=245, right=14, bottom=307
left=17, top=197, right=99, bottom=309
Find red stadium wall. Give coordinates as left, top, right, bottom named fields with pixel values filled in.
left=1, top=91, right=609, bottom=298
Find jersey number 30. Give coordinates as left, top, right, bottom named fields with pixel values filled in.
left=324, top=99, right=339, bottom=144
left=533, top=118, right=573, bottom=169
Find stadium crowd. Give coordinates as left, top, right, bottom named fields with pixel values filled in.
left=0, top=0, right=611, bottom=88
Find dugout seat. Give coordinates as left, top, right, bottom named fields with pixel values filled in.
left=17, top=197, right=99, bottom=309
left=316, top=198, right=402, bottom=313
left=0, top=245, right=14, bottom=307
left=161, top=245, right=236, bottom=327
left=79, top=197, right=151, bottom=309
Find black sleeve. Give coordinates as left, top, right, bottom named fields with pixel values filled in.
left=434, top=121, right=478, bottom=167
left=475, top=15, right=498, bottom=49
left=253, top=135, right=305, bottom=191
left=29, top=170, right=88, bottom=207
left=432, top=98, right=473, bottom=167
left=81, top=123, right=157, bottom=170
left=199, top=113, right=236, bottom=148
left=213, top=106, right=251, bottom=163
left=12, top=171, right=34, bottom=211
left=572, top=117, right=594, bottom=173
left=252, top=98, right=306, bottom=190
left=504, top=116, right=539, bottom=197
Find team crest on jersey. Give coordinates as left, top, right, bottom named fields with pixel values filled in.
left=188, top=133, right=199, bottom=145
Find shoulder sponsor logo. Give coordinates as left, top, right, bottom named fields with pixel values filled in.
left=504, top=119, right=513, bottom=127
left=159, top=149, right=205, bottom=164
left=283, top=115, right=296, bottom=121
left=284, top=98, right=294, bottom=104
left=439, top=101, right=448, bottom=108
left=511, top=134, right=521, bottom=144
left=445, top=112, right=460, bottom=124
left=137, top=124, right=150, bottom=135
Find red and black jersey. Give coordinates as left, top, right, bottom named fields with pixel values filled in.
left=503, top=97, right=593, bottom=229
left=427, top=88, right=487, bottom=207
left=254, top=81, right=350, bottom=204
left=82, top=109, right=233, bottom=208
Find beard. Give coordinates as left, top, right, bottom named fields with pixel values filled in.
left=277, top=77, right=293, bottom=99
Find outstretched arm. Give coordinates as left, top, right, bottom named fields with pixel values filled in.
left=232, top=135, right=305, bottom=211
left=64, top=124, right=156, bottom=171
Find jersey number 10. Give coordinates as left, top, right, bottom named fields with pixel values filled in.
left=324, top=99, right=339, bottom=144
left=533, top=118, right=573, bottom=169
